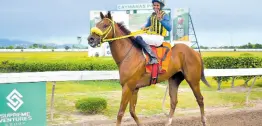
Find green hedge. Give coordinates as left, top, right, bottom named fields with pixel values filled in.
left=1, top=56, right=261, bottom=72
left=203, top=56, right=262, bottom=69
left=75, top=97, right=107, bottom=114
left=0, top=59, right=118, bottom=72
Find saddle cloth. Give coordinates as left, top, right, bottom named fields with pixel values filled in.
left=142, top=42, right=172, bottom=84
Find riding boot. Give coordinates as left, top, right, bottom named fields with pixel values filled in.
left=135, top=36, right=158, bottom=64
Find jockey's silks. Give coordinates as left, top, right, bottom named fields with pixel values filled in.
left=150, top=10, right=168, bottom=37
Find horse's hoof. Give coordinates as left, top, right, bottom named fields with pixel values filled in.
left=202, top=116, right=208, bottom=126
left=164, top=118, right=172, bottom=126
left=165, top=123, right=172, bottom=126
left=203, top=121, right=210, bottom=126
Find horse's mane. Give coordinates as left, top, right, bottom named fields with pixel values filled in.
left=103, top=14, right=141, bottom=49
left=117, top=22, right=131, bottom=35
left=116, top=22, right=142, bottom=49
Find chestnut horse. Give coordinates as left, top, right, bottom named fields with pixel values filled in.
left=87, top=11, right=210, bottom=126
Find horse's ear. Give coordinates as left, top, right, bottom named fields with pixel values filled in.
left=107, top=11, right=112, bottom=19
left=100, top=12, right=104, bottom=19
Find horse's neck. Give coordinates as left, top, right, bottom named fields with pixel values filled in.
left=109, top=27, right=134, bottom=65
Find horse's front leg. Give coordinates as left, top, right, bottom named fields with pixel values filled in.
left=116, top=84, right=133, bottom=126
left=129, top=88, right=141, bottom=126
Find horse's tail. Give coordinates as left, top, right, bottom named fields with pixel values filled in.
left=200, top=54, right=211, bottom=87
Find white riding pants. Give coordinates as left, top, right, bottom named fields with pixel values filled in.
left=139, top=34, right=164, bottom=47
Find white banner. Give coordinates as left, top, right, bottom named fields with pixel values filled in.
left=117, top=3, right=152, bottom=10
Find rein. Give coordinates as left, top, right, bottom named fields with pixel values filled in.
left=90, top=18, right=157, bottom=65
left=90, top=18, right=157, bottom=44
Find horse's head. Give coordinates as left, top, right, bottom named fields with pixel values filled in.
left=88, top=11, right=115, bottom=47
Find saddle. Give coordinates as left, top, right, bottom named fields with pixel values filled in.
left=142, top=42, right=172, bottom=85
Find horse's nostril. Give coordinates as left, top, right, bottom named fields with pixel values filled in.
left=88, top=37, right=95, bottom=43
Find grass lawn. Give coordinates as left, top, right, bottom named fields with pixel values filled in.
left=200, top=51, right=262, bottom=57
left=0, top=52, right=90, bottom=61
left=0, top=51, right=262, bottom=62
left=46, top=77, right=262, bottom=124
left=0, top=51, right=261, bottom=124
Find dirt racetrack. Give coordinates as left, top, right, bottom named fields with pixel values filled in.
left=57, top=102, right=262, bottom=126
left=121, top=107, right=262, bottom=126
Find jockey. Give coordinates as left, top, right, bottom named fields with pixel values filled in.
left=135, top=0, right=172, bottom=65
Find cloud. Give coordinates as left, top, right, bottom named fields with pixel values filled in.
left=0, top=0, right=261, bottom=46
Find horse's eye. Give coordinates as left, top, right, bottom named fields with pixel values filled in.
left=103, top=24, right=108, bottom=28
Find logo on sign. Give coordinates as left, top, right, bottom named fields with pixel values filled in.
left=6, top=89, right=24, bottom=112
left=176, top=16, right=184, bottom=37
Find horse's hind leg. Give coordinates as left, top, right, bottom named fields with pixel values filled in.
left=187, top=80, right=207, bottom=126
left=165, top=73, right=184, bottom=126
left=129, top=89, right=141, bottom=126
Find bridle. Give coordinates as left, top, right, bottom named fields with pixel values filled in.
left=90, top=18, right=116, bottom=45
left=90, top=18, right=156, bottom=45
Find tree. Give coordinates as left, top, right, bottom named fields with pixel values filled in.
left=6, top=46, right=14, bottom=49
left=200, top=46, right=208, bottom=49
left=247, top=42, right=253, bottom=48
left=15, top=46, right=24, bottom=49
left=33, top=43, right=38, bottom=48
left=65, top=46, right=70, bottom=50
left=254, top=43, right=262, bottom=49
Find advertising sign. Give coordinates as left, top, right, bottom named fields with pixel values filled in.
left=0, top=82, right=46, bottom=126
left=117, top=3, right=153, bottom=10
left=173, top=8, right=190, bottom=41
left=90, top=10, right=129, bottom=30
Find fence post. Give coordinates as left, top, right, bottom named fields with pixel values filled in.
left=246, top=76, right=257, bottom=105
left=231, top=77, right=235, bottom=88
left=50, top=81, right=56, bottom=121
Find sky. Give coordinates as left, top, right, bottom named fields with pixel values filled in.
left=0, top=0, right=261, bottom=47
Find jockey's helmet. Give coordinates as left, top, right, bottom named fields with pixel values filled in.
left=152, top=0, right=165, bottom=7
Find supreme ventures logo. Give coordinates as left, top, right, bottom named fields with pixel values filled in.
left=6, top=89, right=24, bottom=112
